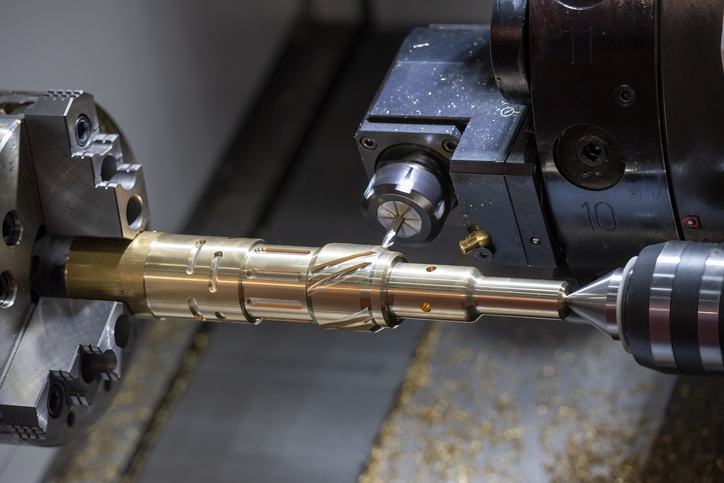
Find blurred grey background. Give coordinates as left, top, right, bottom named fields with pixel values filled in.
left=0, top=1, right=494, bottom=481
left=0, top=0, right=491, bottom=234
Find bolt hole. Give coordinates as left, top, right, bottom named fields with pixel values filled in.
left=530, top=237, right=541, bottom=246
left=0, top=271, right=17, bottom=309
left=442, top=140, right=458, bottom=153
left=126, top=195, right=143, bottom=230
left=66, top=411, right=76, bottom=427
left=113, top=314, right=132, bottom=349
left=421, top=303, right=432, bottom=313
left=2, top=211, right=22, bottom=246
left=48, top=384, right=64, bottom=419
left=426, top=266, right=437, bottom=273
left=100, top=155, right=117, bottom=182
left=108, top=169, right=138, bottom=190
left=75, top=115, right=92, bottom=147
left=360, top=137, right=377, bottom=150
left=614, top=85, right=636, bottom=107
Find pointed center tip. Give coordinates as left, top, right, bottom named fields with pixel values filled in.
left=564, top=269, right=623, bottom=339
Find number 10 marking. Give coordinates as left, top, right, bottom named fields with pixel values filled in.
left=582, top=201, right=617, bottom=231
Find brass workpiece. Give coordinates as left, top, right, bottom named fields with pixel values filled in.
left=66, top=232, right=163, bottom=316
left=65, top=232, right=571, bottom=331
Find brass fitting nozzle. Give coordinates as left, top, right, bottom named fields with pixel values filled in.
left=459, top=230, right=491, bottom=255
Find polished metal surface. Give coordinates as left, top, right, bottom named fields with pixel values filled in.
left=648, top=242, right=686, bottom=371
left=66, top=233, right=572, bottom=329
left=618, top=256, right=638, bottom=354
left=62, top=233, right=161, bottom=318
left=145, top=235, right=259, bottom=324
left=389, top=263, right=569, bottom=321
left=567, top=268, right=623, bottom=340
left=362, top=159, right=448, bottom=245
left=698, top=249, right=724, bottom=373
left=244, top=242, right=404, bottom=330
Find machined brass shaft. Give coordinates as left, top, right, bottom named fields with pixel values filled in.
left=65, top=233, right=570, bottom=332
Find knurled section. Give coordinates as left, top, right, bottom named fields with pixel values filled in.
left=7, top=424, right=45, bottom=440
left=45, top=89, right=82, bottom=100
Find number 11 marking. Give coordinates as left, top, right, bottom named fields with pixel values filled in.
left=566, top=24, right=594, bottom=65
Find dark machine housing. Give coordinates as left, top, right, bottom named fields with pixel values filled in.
left=357, top=0, right=724, bottom=287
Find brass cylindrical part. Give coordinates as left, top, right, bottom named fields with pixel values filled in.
left=65, top=232, right=570, bottom=332
left=388, top=264, right=569, bottom=321
left=66, top=231, right=162, bottom=316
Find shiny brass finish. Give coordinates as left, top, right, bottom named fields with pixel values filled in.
left=66, top=231, right=163, bottom=316
left=66, top=233, right=570, bottom=332
left=387, top=263, right=569, bottom=321
left=459, top=230, right=491, bottom=255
